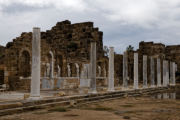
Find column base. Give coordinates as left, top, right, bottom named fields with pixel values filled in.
left=28, top=96, right=41, bottom=100
left=122, top=87, right=129, bottom=91
left=133, top=86, right=139, bottom=89
left=143, top=86, right=148, bottom=89
left=88, top=89, right=97, bottom=94
left=170, top=84, right=176, bottom=86
left=107, top=88, right=115, bottom=92
left=150, top=85, right=156, bottom=88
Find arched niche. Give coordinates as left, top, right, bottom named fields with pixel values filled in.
left=19, top=50, right=31, bottom=77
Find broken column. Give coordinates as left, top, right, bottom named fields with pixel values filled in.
left=157, top=58, right=161, bottom=87
left=143, top=55, right=147, bottom=88
left=108, top=47, right=115, bottom=91
left=163, top=60, right=167, bottom=86
left=123, top=51, right=128, bottom=89
left=30, top=27, right=41, bottom=99
left=89, top=42, right=97, bottom=94
left=150, top=57, right=155, bottom=87
left=133, top=53, right=138, bottom=89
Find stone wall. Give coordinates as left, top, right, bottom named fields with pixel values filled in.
left=1, top=20, right=107, bottom=90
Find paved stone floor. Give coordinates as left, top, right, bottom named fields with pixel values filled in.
left=0, top=86, right=137, bottom=102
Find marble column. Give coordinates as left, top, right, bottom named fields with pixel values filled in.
left=143, top=55, right=147, bottom=88
left=49, top=51, right=54, bottom=89
left=133, top=53, right=138, bottom=89
left=30, top=27, right=41, bottom=99
left=49, top=51, right=54, bottom=78
left=172, top=62, right=176, bottom=85
left=89, top=42, right=97, bottom=93
left=166, top=61, right=169, bottom=85
left=170, top=62, right=173, bottom=85
left=163, top=60, right=167, bottom=86
left=157, top=58, right=161, bottom=87
left=123, top=51, right=128, bottom=89
left=108, top=47, right=115, bottom=91
left=150, top=57, right=155, bottom=87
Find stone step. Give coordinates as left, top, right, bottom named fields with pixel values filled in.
left=0, top=86, right=173, bottom=116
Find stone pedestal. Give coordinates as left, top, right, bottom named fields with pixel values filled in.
left=150, top=57, right=155, bottom=87
left=89, top=42, right=97, bottom=94
left=143, top=55, right=147, bottom=88
left=157, top=58, right=161, bottom=87
left=108, top=47, right=115, bottom=91
left=133, top=53, right=138, bottom=89
left=123, top=51, right=128, bottom=89
left=30, top=27, right=41, bottom=100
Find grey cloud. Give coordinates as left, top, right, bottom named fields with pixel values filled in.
left=0, top=0, right=180, bottom=54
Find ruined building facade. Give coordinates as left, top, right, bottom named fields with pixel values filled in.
left=115, top=41, right=180, bottom=85
left=0, top=20, right=108, bottom=90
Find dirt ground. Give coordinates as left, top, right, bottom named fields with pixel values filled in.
left=0, top=96, right=180, bottom=120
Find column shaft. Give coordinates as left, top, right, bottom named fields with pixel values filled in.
left=123, top=51, right=128, bottom=88
left=108, top=47, right=114, bottom=91
left=157, top=58, right=161, bottom=86
left=134, top=53, right=138, bottom=89
left=89, top=42, right=97, bottom=93
left=150, top=57, right=155, bottom=87
left=143, top=55, right=147, bottom=88
left=30, top=27, right=41, bottom=99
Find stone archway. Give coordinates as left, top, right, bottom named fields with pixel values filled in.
left=19, top=50, right=31, bottom=77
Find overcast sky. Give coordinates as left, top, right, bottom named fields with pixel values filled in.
left=0, top=0, right=180, bottom=53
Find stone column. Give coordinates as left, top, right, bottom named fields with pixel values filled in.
left=150, top=57, right=155, bottom=87
left=170, top=62, right=173, bottom=85
left=133, top=53, right=138, bottom=89
left=163, top=60, right=167, bottom=86
left=166, top=61, right=169, bottom=85
left=108, top=47, right=115, bottom=91
left=49, top=51, right=54, bottom=78
left=143, top=55, right=147, bottom=88
left=89, top=42, right=97, bottom=93
left=123, top=51, right=128, bottom=89
left=172, top=62, right=176, bottom=85
left=49, top=51, right=54, bottom=89
left=157, top=58, right=161, bottom=87
left=30, top=27, right=41, bottom=99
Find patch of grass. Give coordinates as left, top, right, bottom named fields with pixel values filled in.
left=93, top=107, right=113, bottom=111
left=33, top=111, right=50, bottom=115
left=64, top=114, right=79, bottom=117
left=48, top=107, right=68, bottom=112
left=114, top=110, right=135, bottom=115
left=123, top=116, right=131, bottom=119
left=81, top=105, right=114, bottom=111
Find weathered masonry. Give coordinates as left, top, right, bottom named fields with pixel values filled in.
left=0, top=20, right=108, bottom=90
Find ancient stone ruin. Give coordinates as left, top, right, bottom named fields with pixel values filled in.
left=0, top=20, right=108, bottom=90
left=0, top=20, right=179, bottom=92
